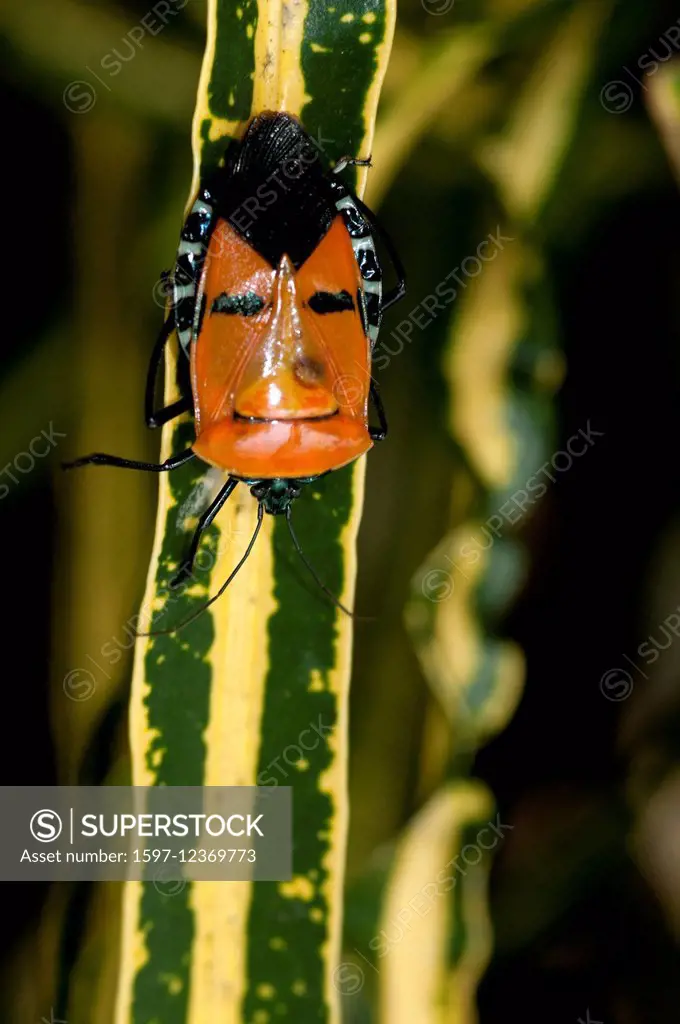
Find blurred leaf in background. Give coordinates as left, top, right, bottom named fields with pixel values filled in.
left=2, top=0, right=680, bottom=1021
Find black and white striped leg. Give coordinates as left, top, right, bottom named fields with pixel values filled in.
left=145, top=314, right=192, bottom=429
left=369, top=381, right=388, bottom=441
left=170, top=477, right=239, bottom=587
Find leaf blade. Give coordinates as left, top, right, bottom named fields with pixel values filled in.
left=114, top=0, right=395, bottom=1019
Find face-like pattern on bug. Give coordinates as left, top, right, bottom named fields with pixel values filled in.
left=190, top=217, right=373, bottom=480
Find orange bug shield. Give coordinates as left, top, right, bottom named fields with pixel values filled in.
left=64, top=112, right=406, bottom=630
left=191, top=216, right=372, bottom=480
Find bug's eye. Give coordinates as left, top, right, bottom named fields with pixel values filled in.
left=307, top=290, right=355, bottom=314
left=211, top=291, right=266, bottom=315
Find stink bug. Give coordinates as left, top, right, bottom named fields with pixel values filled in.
left=65, top=111, right=405, bottom=629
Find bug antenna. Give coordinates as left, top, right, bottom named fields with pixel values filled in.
left=137, top=503, right=265, bottom=637
left=285, top=508, right=357, bottom=618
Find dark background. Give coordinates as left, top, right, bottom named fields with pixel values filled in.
left=1, top=0, right=680, bottom=1020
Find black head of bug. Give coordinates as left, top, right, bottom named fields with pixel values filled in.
left=248, top=477, right=306, bottom=515
left=247, top=477, right=356, bottom=617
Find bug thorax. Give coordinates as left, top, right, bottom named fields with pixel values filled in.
left=248, top=477, right=306, bottom=515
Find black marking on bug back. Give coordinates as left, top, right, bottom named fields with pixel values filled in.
left=330, top=193, right=371, bottom=241
left=307, top=290, right=354, bottom=314
left=355, top=246, right=380, bottom=281
left=182, top=187, right=214, bottom=242
left=215, top=112, right=336, bottom=269
left=328, top=178, right=371, bottom=238
left=364, top=290, right=381, bottom=324
left=212, top=292, right=266, bottom=316
left=341, top=201, right=369, bottom=237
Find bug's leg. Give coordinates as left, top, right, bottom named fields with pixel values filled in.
left=145, top=313, right=191, bottom=429
left=148, top=398, right=191, bottom=430
left=332, top=155, right=372, bottom=175
left=353, top=195, right=406, bottom=310
left=369, top=380, right=388, bottom=441
left=170, top=477, right=239, bottom=587
left=63, top=449, right=195, bottom=472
